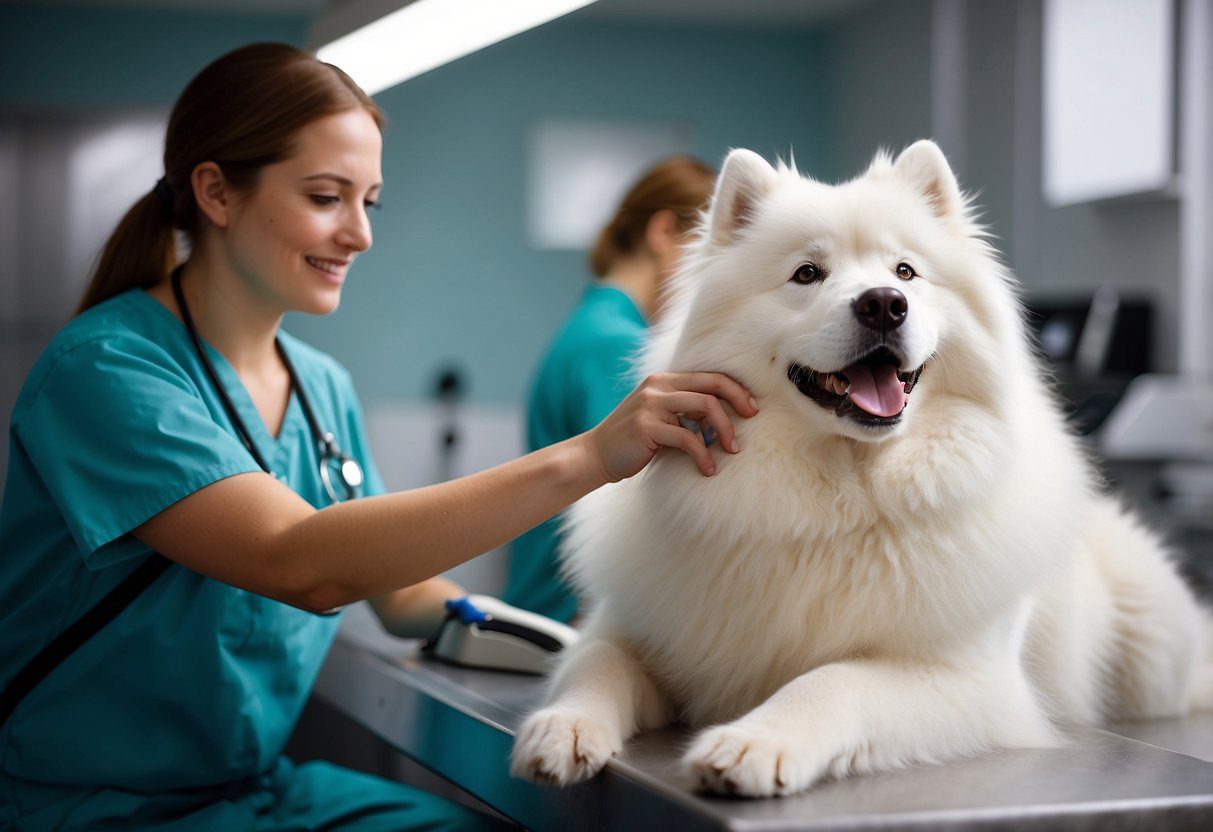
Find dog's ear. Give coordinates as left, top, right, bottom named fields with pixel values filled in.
left=893, top=140, right=963, bottom=219
left=709, top=149, right=778, bottom=247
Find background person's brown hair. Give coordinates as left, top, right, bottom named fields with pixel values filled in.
left=589, top=155, right=717, bottom=279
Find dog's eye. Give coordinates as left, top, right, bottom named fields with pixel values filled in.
left=896, top=263, right=917, bottom=280
left=790, top=263, right=823, bottom=285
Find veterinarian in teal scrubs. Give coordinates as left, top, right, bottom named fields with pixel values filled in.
left=0, top=46, right=755, bottom=831
left=503, top=157, right=717, bottom=623
left=0, top=303, right=440, bottom=830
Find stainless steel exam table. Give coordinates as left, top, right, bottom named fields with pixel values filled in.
left=313, top=604, right=1213, bottom=831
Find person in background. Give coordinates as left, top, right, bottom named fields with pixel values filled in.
left=0, top=45, right=754, bottom=831
left=502, top=156, right=718, bottom=623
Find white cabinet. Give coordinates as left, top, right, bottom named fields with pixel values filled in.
left=1042, top=0, right=1176, bottom=206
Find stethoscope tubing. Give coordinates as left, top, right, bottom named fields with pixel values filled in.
left=170, top=266, right=362, bottom=502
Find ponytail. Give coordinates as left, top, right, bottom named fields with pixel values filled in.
left=76, top=185, right=177, bottom=314
left=589, top=215, right=631, bottom=280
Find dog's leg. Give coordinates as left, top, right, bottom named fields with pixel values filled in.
left=684, top=655, right=1055, bottom=797
left=511, top=636, right=670, bottom=784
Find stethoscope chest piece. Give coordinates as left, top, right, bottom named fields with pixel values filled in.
left=342, top=459, right=364, bottom=489
left=318, top=432, right=364, bottom=503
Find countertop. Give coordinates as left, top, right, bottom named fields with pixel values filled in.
left=312, top=604, right=1213, bottom=831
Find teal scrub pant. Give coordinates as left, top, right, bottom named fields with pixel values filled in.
left=13, top=758, right=514, bottom=831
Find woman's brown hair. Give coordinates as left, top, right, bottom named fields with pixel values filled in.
left=589, top=155, right=717, bottom=278
left=77, top=42, right=384, bottom=314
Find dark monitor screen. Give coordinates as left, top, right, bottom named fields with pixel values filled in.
left=1022, top=296, right=1153, bottom=377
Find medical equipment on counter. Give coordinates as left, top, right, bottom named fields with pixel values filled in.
left=425, top=594, right=579, bottom=675
left=1099, top=374, right=1213, bottom=523
left=1099, top=374, right=1213, bottom=463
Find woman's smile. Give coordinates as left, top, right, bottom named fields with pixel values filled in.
left=306, top=255, right=351, bottom=284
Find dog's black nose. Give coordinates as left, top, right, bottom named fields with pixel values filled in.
left=853, top=287, right=908, bottom=332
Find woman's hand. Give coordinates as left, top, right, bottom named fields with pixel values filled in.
left=583, top=372, right=758, bottom=482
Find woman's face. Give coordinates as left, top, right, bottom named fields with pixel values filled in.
left=224, top=108, right=383, bottom=315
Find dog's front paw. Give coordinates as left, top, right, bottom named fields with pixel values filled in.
left=684, top=722, right=822, bottom=797
left=511, top=709, right=621, bottom=785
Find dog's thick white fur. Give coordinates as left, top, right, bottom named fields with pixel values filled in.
left=510, top=142, right=1213, bottom=797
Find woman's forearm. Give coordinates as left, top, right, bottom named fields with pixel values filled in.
left=283, top=435, right=606, bottom=610
left=369, top=575, right=466, bottom=639
left=136, top=372, right=753, bottom=613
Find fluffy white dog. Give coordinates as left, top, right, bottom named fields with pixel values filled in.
left=510, top=141, right=1213, bottom=797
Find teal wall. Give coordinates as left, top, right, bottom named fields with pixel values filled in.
left=1, top=6, right=829, bottom=407
left=0, top=5, right=308, bottom=107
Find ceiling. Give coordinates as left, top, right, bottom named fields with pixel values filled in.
left=47, top=0, right=871, bottom=25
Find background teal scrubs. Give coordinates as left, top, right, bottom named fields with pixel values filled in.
left=0, top=289, right=505, bottom=830
left=501, top=285, right=646, bottom=622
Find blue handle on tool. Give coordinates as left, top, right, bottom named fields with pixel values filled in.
left=444, top=596, right=488, bottom=625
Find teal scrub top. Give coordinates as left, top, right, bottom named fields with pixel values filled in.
left=501, top=285, right=646, bottom=622
left=0, top=289, right=387, bottom=827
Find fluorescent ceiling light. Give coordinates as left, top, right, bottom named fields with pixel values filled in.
left=315, top=0, right=599, bottom=96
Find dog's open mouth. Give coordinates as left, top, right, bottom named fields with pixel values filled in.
left=787, top=346, right=924, bottom=427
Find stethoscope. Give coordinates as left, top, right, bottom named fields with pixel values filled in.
left=172, top=266, right=364, bottom=503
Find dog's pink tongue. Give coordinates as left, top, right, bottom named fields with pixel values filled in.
left=844, top=363, right=906, bottom=417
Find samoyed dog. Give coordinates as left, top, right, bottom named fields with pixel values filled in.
left=510, top=141, right=1213, bottom=797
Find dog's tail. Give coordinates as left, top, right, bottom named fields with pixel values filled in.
left=1188, top=608, right=1213, bottom=712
